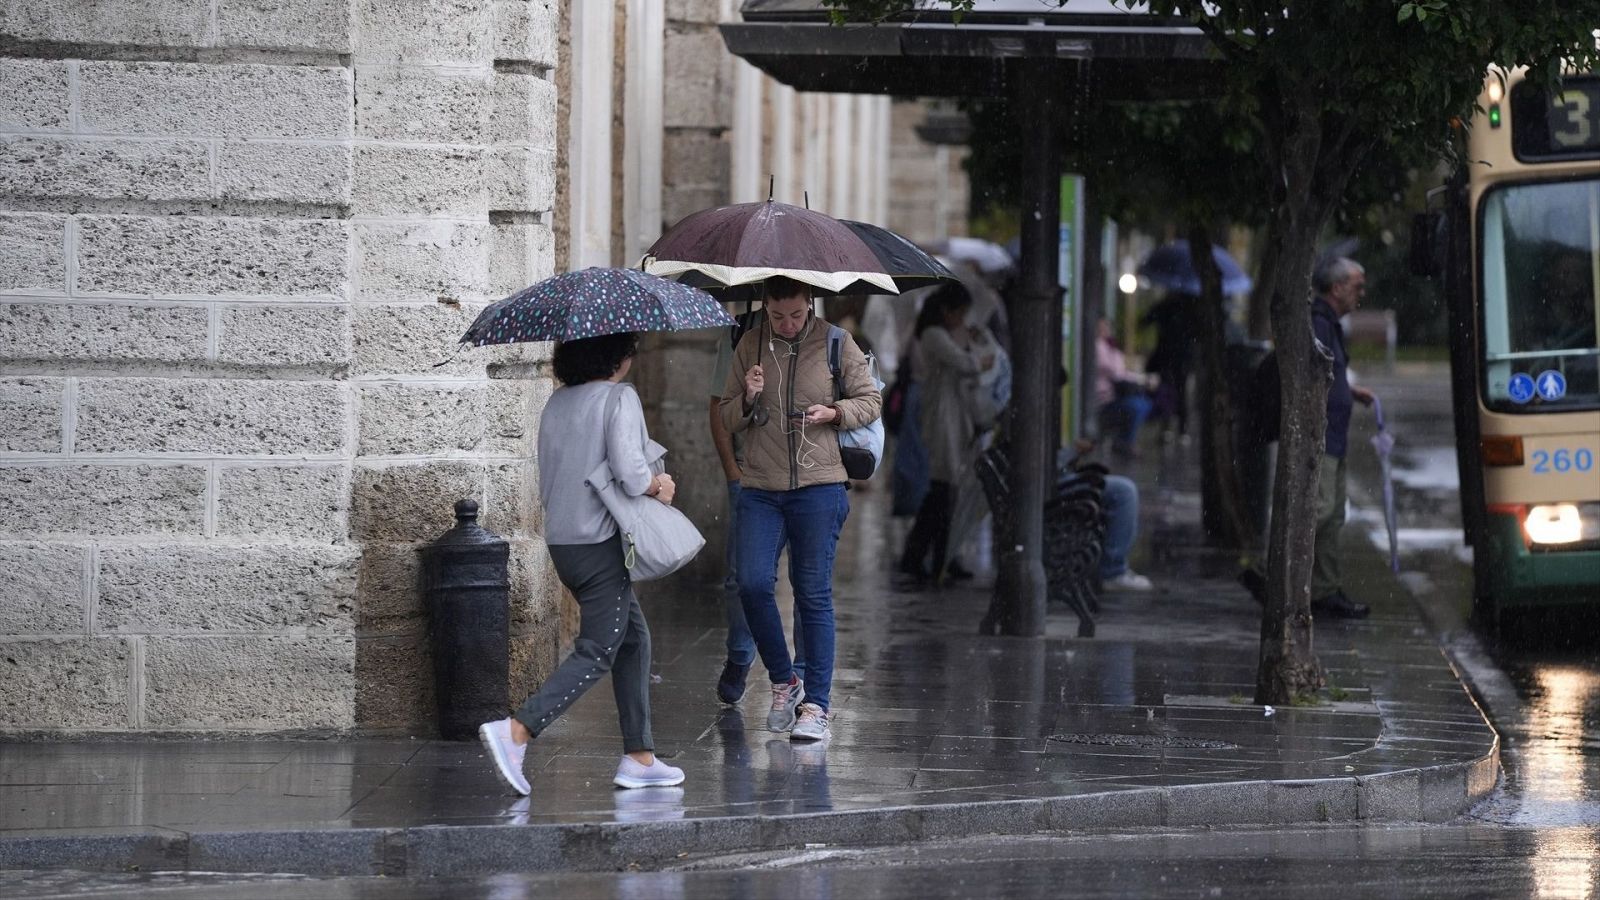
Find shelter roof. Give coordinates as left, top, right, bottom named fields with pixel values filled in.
left=724, top=0, right=1222, bottom=100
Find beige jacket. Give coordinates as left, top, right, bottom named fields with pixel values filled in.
left=719, top=316, right=882, bottom=492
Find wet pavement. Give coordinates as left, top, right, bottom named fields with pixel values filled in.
left=0, top=375, right=1501, bottom=879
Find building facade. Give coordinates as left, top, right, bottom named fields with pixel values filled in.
left=0, top=0, right=966, bottom=734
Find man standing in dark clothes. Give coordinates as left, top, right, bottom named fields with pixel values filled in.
left=1310, top=258, right=1376, bottom=619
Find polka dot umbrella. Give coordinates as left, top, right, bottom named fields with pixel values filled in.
left=461, top=266, right=734, bottom=346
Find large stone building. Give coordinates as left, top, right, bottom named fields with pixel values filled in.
left=0, top=0, right=966, bottom=735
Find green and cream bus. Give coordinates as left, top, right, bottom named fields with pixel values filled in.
left=1421, top=66, right=1600, bottom=626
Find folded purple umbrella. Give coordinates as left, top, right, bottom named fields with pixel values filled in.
left=1370, top=396, right=1400, bottom=574
left=461, top=267, right=733, bottom=346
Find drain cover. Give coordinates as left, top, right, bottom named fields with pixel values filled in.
left=1047, top=733, right=1240, bottom=750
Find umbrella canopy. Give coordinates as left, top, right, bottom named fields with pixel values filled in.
left=942, top=236, right=1015, bottom=275
left=670, top=219, right=955, bottom=302
left=644, top=200, right=900, bottom=296
left=461, top=267, right=733, bottom=346
left=1370, top=395, right=1400, bottom=574
left=1138, top=241, right=1253, bottom=296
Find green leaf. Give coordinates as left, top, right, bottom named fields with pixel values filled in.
left=1398, top=3, right=1415, bottom=22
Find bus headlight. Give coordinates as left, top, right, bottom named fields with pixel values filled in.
left=1524, top=503, right=1600, bottom=545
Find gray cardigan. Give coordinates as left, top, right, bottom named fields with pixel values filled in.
left=537, top=381, right=656, bottom=546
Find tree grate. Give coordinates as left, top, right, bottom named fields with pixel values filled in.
left=1047, top=733, right=1241, bottom=750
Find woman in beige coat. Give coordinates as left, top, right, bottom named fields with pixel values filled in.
left=899, top=282, right=992, bottom=582
left=718, top=277, right=881, bottom=742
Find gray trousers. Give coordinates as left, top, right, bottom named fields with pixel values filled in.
left=514, top=533, right=654, bottom=753
left=1312, top=454, right=1347, bottom=601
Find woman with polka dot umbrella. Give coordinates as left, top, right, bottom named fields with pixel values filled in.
left=461, top=266, right=734, bottom=346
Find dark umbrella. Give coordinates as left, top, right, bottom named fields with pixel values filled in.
left=645, top=200, right=900, bottom=296
left=671, top=219, right=955, bottom=301
left=461, top=267, right=733, bottom=346
left=1138, top=240, right=1253, bottom=295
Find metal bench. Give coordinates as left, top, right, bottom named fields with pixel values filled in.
left=974, top=446, right=1106, bottom=637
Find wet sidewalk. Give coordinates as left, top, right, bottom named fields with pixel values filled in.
left=0, top=449, right=1499, bottom=876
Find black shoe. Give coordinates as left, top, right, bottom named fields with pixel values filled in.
left=1312, top=590, right=1371, bottom=619
left=716, top=660, right=750, bottom=705
left=1237, top=568, right=1267, bottom=606
left=946, top=560, right=976, bottom=581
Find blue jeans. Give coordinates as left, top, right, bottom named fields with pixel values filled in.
left=722, top=481, right=804, bottom=675
left=736, top=483, right=847, bottom=711
left=1097, top=475, right=1139, bottom=580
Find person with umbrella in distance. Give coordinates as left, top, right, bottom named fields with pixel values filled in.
left=720, top=276, right=882, bottom=742
left=467, top=267, right=733, bottom=795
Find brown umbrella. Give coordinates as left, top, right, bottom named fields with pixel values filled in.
left=644, top=200, right=900, bottom=296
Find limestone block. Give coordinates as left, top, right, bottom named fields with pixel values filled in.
left=484, top=147, right=555, bottom=214
left=354, top=222, right=490, bottom=306
left=215, top=464, right=349, bottom=540
left=97, top=543, right=357, bottom=633
left=216, top=141, right=352, bottom=206
left=663, top=185, right=725, bottom=232
left=0, top=137, right=211, bottom=204
left=662, top=23, right=728, bottom=130
left=74, top=378, right=349, bottom=455
left=352, top=145, right=485, bottom=218
left=357, top=383, right=486, bottom=456
left=667, top=0, right=723, bottom=23
left=78, top=62, right=351, bottom=140
left=354, top=68, right=491, bottom=144
left=353, top=0, right=494, bottom=66
left=1, top=0, right=209, bottom=48
left=351, top=301, right=483, bottom=376
left=0, top=213, right=67, bottom=294
left=0, top=378, right=64, bottom=452
left=0, top=302, right=208, bottom=365
left=76, top=216, right=349, bottom=299
left=354, top=632, right=433, bottom=729
left=506, top=535, right=558, bottom=633
left=144, top=635, right=355, bottom=730
left=663, top=130, right=730, bottom=193
left=483, top=379, right=533, bottom=456
left=493, top=0, right=558, bottom=69
left=0, top=638, right=131, bottom=729
left=0, top=59, right=70, bottom=132
left=489, top=73, right=556, bottom=149
left=349, top=461, right=484, bottom=542
left=487, top=221, right=555, bottom=298
left=215, top=304, right=352, bottom=368
left=355, top=541, right=424, bottom=632
left=483, top=460, right=538, bottom=538
left=0, top=542, right=86, bottom=635
left=0, top=464, right=206, bottom=538
left=218, top=0, right=354, bottom=53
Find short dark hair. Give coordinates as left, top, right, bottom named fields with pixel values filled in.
left=914, top=281, right=973, bottom=336
left=763, top=276, right=810, bottom=302
left=552, top=332, right=639, bottom=386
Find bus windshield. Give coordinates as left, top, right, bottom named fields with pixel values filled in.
left=1480, top=178, right=1600, bottom=411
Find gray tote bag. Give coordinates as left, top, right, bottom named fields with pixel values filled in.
left=584, top=384, right=705, bottom=581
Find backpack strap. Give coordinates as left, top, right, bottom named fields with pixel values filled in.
left=827, top=324, right=845, bottom=402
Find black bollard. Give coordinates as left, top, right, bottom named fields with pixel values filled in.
left=418, top=499, right=510, bottom=740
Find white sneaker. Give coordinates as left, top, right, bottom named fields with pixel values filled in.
left=1104, top=570, right=1154, bottom=592
left=478, top=718, right=531, bottom=796
left=790, top=703, right=830, bottom=741
left=767, top=677, right=805, bottom=732
left=613, top=755, right=686, bottom=789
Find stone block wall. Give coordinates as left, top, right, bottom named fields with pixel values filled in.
left=0, top=0, right=565, bottom=734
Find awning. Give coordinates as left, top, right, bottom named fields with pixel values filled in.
left=723, top=0, right=1221, bottom=100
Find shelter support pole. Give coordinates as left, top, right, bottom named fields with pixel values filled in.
left=994, top=60, right=1060, bottom=637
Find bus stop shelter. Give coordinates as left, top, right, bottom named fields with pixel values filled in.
left=722, top=0, right=1223, bottom=635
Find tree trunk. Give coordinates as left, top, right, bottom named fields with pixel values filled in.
left=1254, top=113, right=1336, bottom=705
left=1189, top=222, right=1253, bottom=554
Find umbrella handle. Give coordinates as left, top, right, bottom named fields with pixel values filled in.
left=1371, top=395, right=1385, bottom=432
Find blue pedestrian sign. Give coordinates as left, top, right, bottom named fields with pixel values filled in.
left=1508, top=373, right=1536, bottom=404
left=1536, top=370, right=1567, bottom=402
